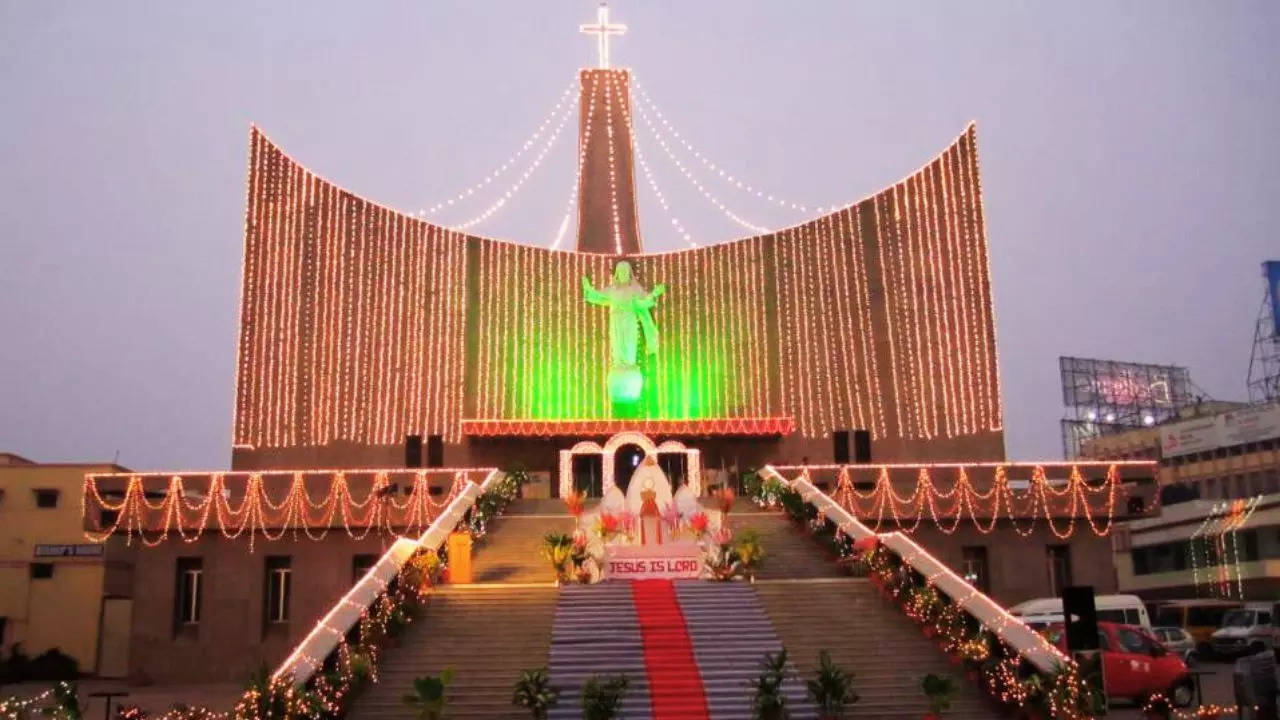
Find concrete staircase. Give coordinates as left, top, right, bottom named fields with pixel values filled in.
left=756, top=578, right=994, bottom=719
left=726, top=510, right=847, bottom=581
left=471, top=509, right=573, bottom=584
left=348, top=501, right=567, bottom=720
left=347, top=584, right=559, bottom=720
left=675, top=582, right=816, bottom=719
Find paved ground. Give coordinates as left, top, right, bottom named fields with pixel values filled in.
left=0, top=680, right=243, bottom=716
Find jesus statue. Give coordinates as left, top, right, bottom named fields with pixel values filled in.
left=582, top=260, right=665, bottom=404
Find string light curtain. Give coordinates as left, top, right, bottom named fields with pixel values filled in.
left=234, top=122, right=1002, bottom=448
left=81, top=469, right=490, bottom=548
left=772, top=462, right=1142, bottom=538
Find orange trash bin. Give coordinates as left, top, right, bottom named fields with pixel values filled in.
left=446, top=531, right=474, bottom=584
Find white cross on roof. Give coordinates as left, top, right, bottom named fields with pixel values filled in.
left=580, top=3, right=627, bottom=69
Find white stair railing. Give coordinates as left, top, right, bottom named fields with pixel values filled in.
left=273, top=468, right=501, bottom=684
left=760, top=466, right=1069, bottom=674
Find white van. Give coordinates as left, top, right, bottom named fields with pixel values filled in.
left=1209, top=603, right=1277, bottom=657
left=1009, top=594, right=1152, bottom=630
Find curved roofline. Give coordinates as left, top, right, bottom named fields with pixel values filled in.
left=248, top=120, right=979, bottom=258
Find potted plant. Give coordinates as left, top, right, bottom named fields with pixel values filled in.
left=921, top=673, right=956, bottom=719
left=804, top=651, right=857, bottom=719
left=512, top=667, right=558, bottom=720
left=541, top=533, right=574, bottom=583
left=580, top=674, right=628, bottom=720
left=748, top=650, right=791, bottom=720
left=402, top=668, right=453, bottom=720
left=735, top=529, right=766, bottom=582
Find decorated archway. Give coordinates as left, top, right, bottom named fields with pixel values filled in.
left=558, top=432, right=701, bottom=498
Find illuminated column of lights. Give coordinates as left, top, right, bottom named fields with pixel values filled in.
left=922, top=165, right=956, bottom=438
left=872, top=196, right=905, bottom=438
left=887, top=190, right=916, bottom=437
left=408, top=221, right=425, bottom=439
left=420, top=79, right=576, bottom=218
left=908, top=174, right=939, bottom=438
left=600, top=72, right=624, bottom=254
left=964, top=126, right=1000, bottom=430
left=929, top=163, right=960, bottom=438
left=790, top=228, right=815, bottom=434
left=551, top=72, right=599, bottom=250
left=829, top=213, right=864, bottom=432
left=632, top=77, right=822, bottom=215
left=939, top=149, right=971, bottom=434
left=475, top=239, right=491, bottom=418
left=269, top=152, right=288, bottom=445
left=900, top=183, right=930, bottom=438
left=232, top=129, right=260, bottom=446
left=448, top=92, right=578, bottom=231
left=807, top=221, right=835, bottom=435
left=846, top=205, right=885, bottom=437
left=449, top=230, right=467, bottom=441
left=632, top=97, right=769, bottom=234
left=754, top=236, right=772, bottom=413
left=945, top=150, right=976, bottom=435
left=780, top=229, right=803, bottom=432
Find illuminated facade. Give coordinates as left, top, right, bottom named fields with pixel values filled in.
left=232, top=69, right=1004, bottom=472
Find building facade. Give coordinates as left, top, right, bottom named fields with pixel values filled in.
left=0, top=454, right=134, bottom=676
left=1082, top=401, right=1280, bottom=503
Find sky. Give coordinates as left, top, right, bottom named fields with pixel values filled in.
left=1, top=2, right=1277, bottom=470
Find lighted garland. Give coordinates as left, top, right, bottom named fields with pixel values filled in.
left=771, top=464, right=1126, bottom=538
left=81, top=470, right=491, bottom=549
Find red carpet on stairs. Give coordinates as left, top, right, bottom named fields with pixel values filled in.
left=631, top=580, right=711, bottom=720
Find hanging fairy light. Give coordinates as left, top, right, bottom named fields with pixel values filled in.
left=81, top=468, right=493, bottom=549
left=633, top=76, right=824, bottom=215
left=773, top=462, right=1139, bottom=537
left=631, top=94, right=769, bottom=234
left=419, top=80, right=577, bottom=218
left=446, top=92, right=578, bottom=231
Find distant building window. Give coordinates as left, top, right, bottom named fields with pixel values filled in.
left=175, top=558, right=203, bottom=627
left=1047, top=545, right=1072, bottom=596
left=265, top=556, right=291, bottom=625
left=961, top=546, right=990, bottom=593
left=352, top=554, right=378, bottom=584
left=33, top=490, right=59, bottom=508
left=30, top=563, right=54, bottom=580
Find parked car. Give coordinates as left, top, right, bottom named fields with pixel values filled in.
left=1010, top=594, right=1152, bottom=630
left=1151, top=599, right=1243, bottom=656
left=1210, top=603, right=1277, bottom=657
left=1047, top=622, right=1193, bottom=706
left=1152, top=626, right=1197, bottom=663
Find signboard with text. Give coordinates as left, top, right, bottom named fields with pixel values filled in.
left=602, top=543, right=702, bottom=581
left=34, top=544, right=105, bottom=558
left=1160, top=402, right=1280, bottom=458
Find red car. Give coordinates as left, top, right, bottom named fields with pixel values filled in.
left=1046, top=622, right=1194, bottom=706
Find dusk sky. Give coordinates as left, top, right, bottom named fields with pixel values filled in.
left=2, top=2, right=1277, bottom=470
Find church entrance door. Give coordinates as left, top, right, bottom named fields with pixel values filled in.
left=614, top=443, right=645, bottom=494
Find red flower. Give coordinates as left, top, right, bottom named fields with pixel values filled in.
left=688, top=512, right=709, bottom=533
left=563, top=490, right=585, bottom=517
left=852, top=535, right=879, bottom=553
